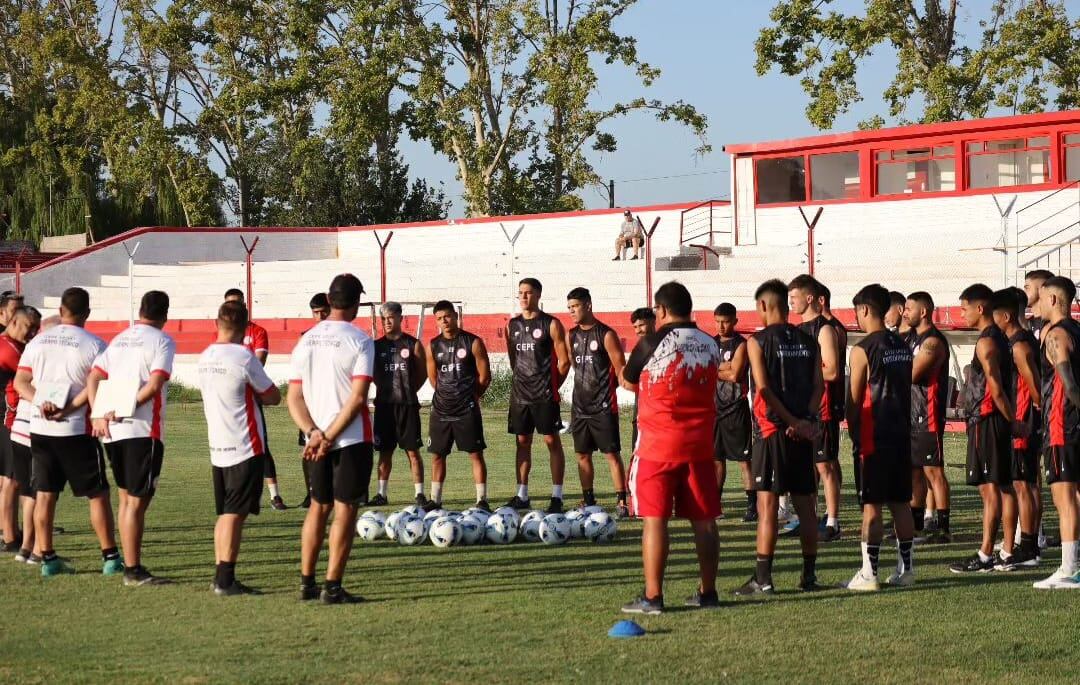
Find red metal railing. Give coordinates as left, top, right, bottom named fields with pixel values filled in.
left=679, top=199, right=731, bottom=246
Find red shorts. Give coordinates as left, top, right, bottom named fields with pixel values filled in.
left=628, top=458, right=721, bottom=520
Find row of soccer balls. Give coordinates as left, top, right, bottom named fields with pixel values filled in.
left=354, top=505, right=618, bottom=547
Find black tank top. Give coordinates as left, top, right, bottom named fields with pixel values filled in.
left=1041, top=319, right=1080, bottom=447
left=750, top=323, right=818, bottom=439
left=509, top=312, right=556, bottom=403
left=853, top=330, right=912, bottom=455
left=826, top=317, right=848, bottom=417
left=960, top=325, right=1014, bottom=422
left=374, top=333, right=420, bottom=405
left=1031, top=316, right=1047, bottom=342
left=910, top=326, right=950, bottom=434
left=570, top=321, right=617, bottom=416
left=799, top=315, right=839, bottom=421
left=430, top=330, right=480, bottom=417
left=714, top=333, right=748, bottom=418
left=1008, top=328, right=1039, bottom=424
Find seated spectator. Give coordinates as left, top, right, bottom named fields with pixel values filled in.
left=613, top=210, right=643, bottom=261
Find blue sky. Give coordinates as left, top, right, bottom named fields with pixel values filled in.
left=400, top=0, right=1019, bottom=214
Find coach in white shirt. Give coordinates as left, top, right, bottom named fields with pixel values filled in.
left=13, top=287, right=118, bottom=578
left=86, top=290, right=175, bottom=587
left=288, top=273, right=374, bottom=605
left=198, top=301, right=280, bottom=596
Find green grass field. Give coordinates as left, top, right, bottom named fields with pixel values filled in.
left=2, top=403, right=1078, bottom=684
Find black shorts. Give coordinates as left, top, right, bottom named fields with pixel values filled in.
left=213, top=455, right=265, bottom=516
left=1012, top=439, right=1039, bottom=484
left=31, top=433, right=109, bottom=497
left=751, top=433, right=815, bottom=495
left=1044, top=442, right=1080, bottom=485
left=255, top=403, right=275, bottom=479
left=374, top=402, right=423, bottom=452
left=508, top=401, right=563, bottom=436
left=714, top=405, right=752, bottom=462
left=430, top=407, right=486, bottom=455
left=855, top=449, right=913, bottom=505
left=911, top=431, right=945, bottom=468
left=10, top=442, right=33, bottom=496
left=0, top=425, right=12, bottom=478
left=966, top=416, right=1011, bottom=487
left=571, top=412, right=621, bottom=455
left=304, top=442, right=373, bottom=505
left=105, top=438, right=164, bottom=498
left=814, top=418, right=840, bottom=463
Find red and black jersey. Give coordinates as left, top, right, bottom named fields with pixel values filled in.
left=799, top=315, right=839, bottom=421
left=713, top=333, right=748, bottom=418
left=623, top=322, right=719, bottom=462
left=1041, top=319, right=1080, bottom=447
left=1008, top=328, right=1039, bottom=450
left=570, top=321, right=618, bottom=416
left=1030, top=315, right=1047, bottom=343
left=0, top=334, right=23, bottom=427
left=909, top=325, right=950, bottom=434
left=959, top=324, right=1014, bottom=423
left=853, top=330, right=912, bottom=457
left=508, top=312, right=558, bottom=403
left=374, top=333, right=420, bottom=405
left=750, top=323, right=818, bottom=440
left=430, top=330, right=481, bottom=418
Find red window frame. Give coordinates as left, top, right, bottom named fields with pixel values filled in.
left=873, top=142, right=958, bottom=197
left=966, top=133, right=1053, bottom=190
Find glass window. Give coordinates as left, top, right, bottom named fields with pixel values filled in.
left=874, top=145, right=956, bottom=196
left=810, top=152, right=860, bottom=200
left=969, top=147, right=1050, bottom=189
left=756, top=156, right=806, bottom=204
left=1068, top=147, right=1080, bottom=182
left=1065, top=133, right=1080, bottom=145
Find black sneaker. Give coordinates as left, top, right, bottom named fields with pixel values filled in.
left=368, top=494, right=388, bottom=507
left=926, top=529, right=953, bottom=544
left=321, top=586, right=364, bottom=605
left=615, top=503, right=630, bottom=520
left=684, top=588, right=721, bottom=608
left=270, top=496, right=287, bottom=511
left=1043, top=535, right=1061, bottom=548
left=821, top=524, right=841, bottom=542
left=949, top=553, right=995, bottom=574
left=1, top=540, right=19, bottom=553
left=213, top=580, right=262, bottom=596
left=797, top=574, right=825, bottom=592
left=300, top=494, right=311, bottom=509
left=996, top=545, right=1039, bottom=571
left=415, top=493, right=432, bottom=509
left=546, top=497, right=564, bottom=514
left=733, top=576, right=775, bottom=597
left=742, top=507, right=759, bottom=523
left=423, top=500, right=441, bottom=513
left=122, top=566, right=172, bottom=587
left=300, top=584, right=321, bottom=601
left=474, top=498, right=492, bottom=513
left=620, top=594, right=664, bottom=615
left=505, top=495, right=531, bottom=510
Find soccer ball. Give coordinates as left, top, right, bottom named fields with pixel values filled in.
left=445, top=511, right=463, bottom=521
left=384, top=511, right=405, bottom=541
left=459, top=515, right=484, bottom=545
left=398, top=515, right=427, bottom=545
left=493, top=506, right=521, bottom=527
left=429, top=517, right=463, bottom=548
left=519, top=510, right=545, bottom=543
left=585, top=512, right=616, bottom=542
left=565, top=509, right=588, bottom=539
left=538, top=513, right=571, bottom=545
left=361, top=510, right=386, bottom=528
left=423, top=508, right=448, bottom=524
left=485, top=513, right=518, bottom=544
left=355, top=517, right=383, bottom=542
left=582, top=505, right=604, bottom=516
left=465, top=508, right=491, bottom=526
left=402, top=504, right=423, bottom=517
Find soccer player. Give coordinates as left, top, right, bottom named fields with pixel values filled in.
left=0, top=291, right=24, bottom=333
left=85, top=291, right=175, bottom=586
left=288, top=274, right=374, bottom=603
left=223, top=288, right=286, bottom=510
left=298, top=292, right=331, bottom=510
left=426, top=300, right=491, bottom=510
left=370, top=302, right=429, bottom=508
left=712, top=303, right=755, bottom=522
left=13, top=287, right=117, bottom=577
left=788, top=275, right=842, bottom=542
left=903, top=291, right=953, bottom=542
left=844, top=284, right=916, bottom=591
left=629, top=307, right=656, bottom=449
left=0, top=307, right=39, bottom=556
left=0, top=290, right=23, bottom=549
left=1033, top=275, right=1080, bottom=589
left=949, top=283, right=1018, bottom=573
left=620, top=282, right=721, bottom=614
left=736, top=279, right=824, bottom=595
left=505, top=278, right=571, bottom=513
left=198, top=300, right=281, bottom=595
left=885, top=290, right=906, bottom=333
left=1023, top=269, right=1054, bottom=340
left=566, top=288, right=628, bottom=517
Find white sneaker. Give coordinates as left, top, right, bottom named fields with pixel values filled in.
left=1032, top=567, right=1080, bottom=590
left=845, top=570, right=880, bottom=592
left=886, top=568, right=915, bottom=587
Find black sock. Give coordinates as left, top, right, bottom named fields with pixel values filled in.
left=101, top=546, right=120, bottom=562
left=18, top=548, right=31, bottom=558
left=301, top=574, right=316, bottom=588
left=1020, top=531, right=1037, bottom=555
left=325, top=578, right=342, bottom=592
left=615, top=491, right=627, bottom=504
left=745, top=490, right=756, bottom=510
left=898, top=538, right=914, bottom=572
left=583, top=489, right=596, bottom=506
left=867, top=544, right=881, bottom=575
left=43, top=550, right=57, bottom=562
left=216, top=562, right=236, bottom=588
left=938, top=509, right=950, bottom=532
left=802, top=553, right=817, bottom=579
left=755, top=555, right=774, bottom=586
left=912, top=507, right=925, bottom=531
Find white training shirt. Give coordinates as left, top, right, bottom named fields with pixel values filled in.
left=11, top=399, right=31, bottom=447
left=18, top=324, right=106, bottom=437
left=289, top=319, right=374, bottom=450
left=197, top=343, right=276, bottom=468
left=91, top=323, right=176, bottom=443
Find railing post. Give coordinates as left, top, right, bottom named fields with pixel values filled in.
left=374, top=231, right=394, bottom=302
left=642, top=216, right=660, bottom=305
left=239, top=236, right=259, bottom=318
left=708, top=201, right=714, bottom=245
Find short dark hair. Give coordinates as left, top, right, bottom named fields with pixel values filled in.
left=309, top=292, right=329, bottom=310
left=327, top=273, right=364, bottom=309
left=223, top=288, right=244, bottom=301
left=0, top=291, right=23, bottom=307
left=432, top=300, right=456, bottom=315
left=630, top=307, right=655, bottom=324
left=990, top=288, right=1022, bottom=317
left=907, top=291, right=935, bottom=312
left=11, top=305, right=40, bottom=323
left=852, top=283, right=890, bottom=319
left=1011, top=287, right=1028, bottom=316
left=654, top=281, right=692, bottom=317
left=960, top=283, right=994, bottom=304
left=819, top=283, right=832, bottom=307
left=754, top=279, right=790, bottom=315
left=61, top=287, right=90, bottom=318
left=519, top=277, right=542, bottom=294
left=566, top=287, right=591, bottom=304
left=1043, top=276, right=1078, bottom=304
left=139, top=290, right=170, bottom=322
left=217, top=300, right=248, bottom=331
left=788, top=274, right=821, bottom=296
left=889, top=291, right=906, bottom=308
left=1025, top=269, right=1054, bottom=282
left=714, top=302, right=737, bottom=318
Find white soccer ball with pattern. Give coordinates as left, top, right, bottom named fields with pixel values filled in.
left=459, top=515, right=484, bottom=545
left=582, top=505, right=604, bottom=516
left=485, top=513, right=518, bottom=544
left=361, top=510, right=386, bottom=528
left=402, top=504, right=423, bottom=517
left=429, top=517, right=463, bottom=548
left=423, top=508, right=448, bottom=524
left=466, top=508, right=491, bottom=526
left=584, top=512, right=616, bottom=542
left=538, top=513, right=571, bottom=545
left=519, top=510, right=545, bottom=543
left=397, top=515, right=427, bottom=545
left=355, top=517, right=383, bottom=541
left=565, top=509, right=588, bottom=539
left=384, top=511, right=405, bottom=541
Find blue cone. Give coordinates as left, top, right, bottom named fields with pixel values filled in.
left=608, top=620, right=646, bottom=638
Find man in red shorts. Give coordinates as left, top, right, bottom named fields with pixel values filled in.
left=620, top=282, right=721, bottom=615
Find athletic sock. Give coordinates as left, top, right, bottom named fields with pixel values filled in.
left=301, top=574, right=316, bottom=588
left=378, top=480, right=388, bottom=497
left=778, top=495, right=789, bottom=516
left=802, top=553, right=817, bottom=579
left=215, top=561, right=236, bottom=588
left=43, top=550, right=57, bottom=563
left=551, top=484, right=563, bottom=499
left=582, top=489, right=596, bottom=506
left=755, top=555, right=774, bottom=586
left=414, top=483, right=423, bottom=497
left=431, top=482, right=443, bottom=504
left=938, top=509, right=950, bottom=532
left=826, top=516, right=839, bottom=529
left=517, top=484, right=528, bottom=500
left=1062, top=541, right=1079, bottom=575
left=898, top=538, right=914, bottom=572
left=268, top=483, right=280, bottom=499
left=475, top=483, right=487, bottom=501
left=925, top=508, right=935, bottom=521
left=616, top=490, right=627, bottom=504
left=101, top=546, right=120, bottom=562
left=912, top=507, right=925, bottom=532
left=861, top=543, right=879, bottom=577
left=1020, top=531, right=1037, bottom=556
left=977, top=549, right=993, bottom=564
left=324, top=578, right=342, bottom=592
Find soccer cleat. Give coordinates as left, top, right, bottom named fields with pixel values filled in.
left=504, top=495, right=531, bottom=510
left=1, top=540, right=20, bottom=553
left=474, top=498, right=492, bottom=513
left=949, top=553, right=995, bottom=574
left=41, top=558, right=75, bottom=577
left=415, top=493, right=432, bottom=509
left=123, top=566, right=172, bottom=587
left=778, top=518, right=801, bottom=537
left=684, top=589, right=721, bottom=608
left=844, top=570, right=880, bottom=592
left=25, top=553, right=42, bottom=565
left=213, top=580, right=262, bottom=596
left=742, top=507, right=759, bottom=523
left=321, top=586, right=364, bottom=604
left=13, top=549, right=32, bottom=563
left=733, top=576, right=774, bottom=597
left=1032, top=567, right=1080, bottom=590
left=821, top=525, right=841, bottom=543
left=300, top=494, right=311, bottom=509
left=299, top=584, right=321, bottom=601
left=546, top=497, right=564, bottom=514
left=102, top=558, right=125, bottom=576
left=421, top=498, right=440, bottom=513
left=995, top=547, right=1039, bottom=571
left=924, top=529, right=953, bottom=545
left=620, top=594, right=664, bottom=615
left=270, top=495, right=287, bottom=511
left=615, top=503, right=630, bottom=520
left=1043, top=535, right=1061, bottom=549
left=796, top=574, right=825, bottom=592
left=885, top=567, right=916, bottom=587
left=367, top=494, right=388, bottom=507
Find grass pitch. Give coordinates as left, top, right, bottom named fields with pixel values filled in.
left=1, top=403, right=1078, bottom=684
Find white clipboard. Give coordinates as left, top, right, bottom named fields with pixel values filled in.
left=91, top=378, right=139, bottom=419
left=34, top=382, right=71, bottom=410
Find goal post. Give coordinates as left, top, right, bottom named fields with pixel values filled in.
left=359, top=300, right=465, bottom=339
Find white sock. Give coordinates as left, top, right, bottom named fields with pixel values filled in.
left=268, top=483, right=280, bottom=499
left=778, top=495, right=789, bottom=517
left=378, top=480, right=388, bottom=497
left=431, top=482, right=443, bottom=504
left=414, top=482, right=423, bottom=497
left=475, top=483, right=487, bottom=501
left=827, top=516, right=839, bottom=528
left=1063, top=541, right=1079, bottom=574
left=552, top=484, right=563, bottom=499
left=517, top=484, right=528, bottom=500
left=925, top=509, right=935, bottom=521
left=977, top=549, right=993, bottom=564
left=860, top=542, right=875, bottom=577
